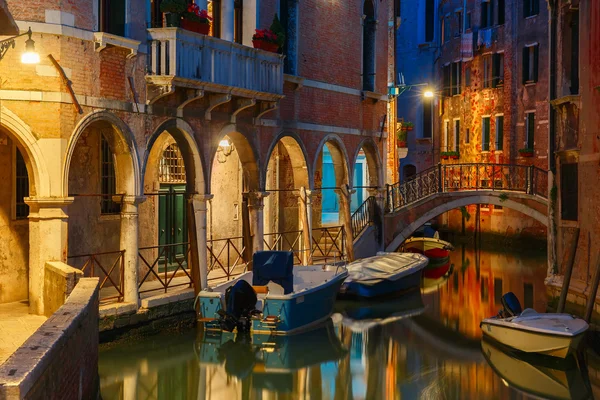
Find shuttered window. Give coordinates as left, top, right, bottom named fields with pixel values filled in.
left=523, top=45, right=539, bottom=84
left=526, top=112, right=535, bottom=148
left=101, top=134, right=121, bottom=215
left=560, top=163, right=578, bottom=221
left=495, top=115, right=504, bottom=150
left=482, top=117, right=490, bottom=151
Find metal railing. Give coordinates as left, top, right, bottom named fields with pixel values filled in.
left=263, top=230, right=304, bottom=265
left=351, top=196, right=377, bottom=240
left=206, top=236, right=247, bottom=282
left=146, top=28, right=284, bottom=96
left=311, top=226, right=345, bottom=264
left=138, top=242, right=193, bottom=295
left=67, top=250, right=125, bottom=303
left=386, top=163, right=549, bottom=213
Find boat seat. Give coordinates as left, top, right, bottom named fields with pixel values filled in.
left=252, top=251, right=294, bottom=294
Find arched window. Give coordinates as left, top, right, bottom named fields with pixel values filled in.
left=159, top=144, right=186, bottom=184
left=362, top=0, right=376, bottom=91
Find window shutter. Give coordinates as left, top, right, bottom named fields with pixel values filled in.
left=527, top=113, right=535, bottom=148
left=533, top=45, right=539, bottom=82
left=482, top=118, right=490, bottom=151
left=492, top=54, right=498, bottom=87
left=524, top=0, right=530, bottom=17
left=522, top=47, right=529, bottom=83
left=489, top=0, right=494, bottom=27
left=533, top=0, right=539, bottom=15
left=496, top=116, right=503, bottom=150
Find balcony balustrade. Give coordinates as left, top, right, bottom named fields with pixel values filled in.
left=146, top=28, right=284, bottom=104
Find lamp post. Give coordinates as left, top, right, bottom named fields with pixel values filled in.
left=0, top=27, right=40, bottom=64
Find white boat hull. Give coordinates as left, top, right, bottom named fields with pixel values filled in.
left=480, top=321, right=585, bottom=358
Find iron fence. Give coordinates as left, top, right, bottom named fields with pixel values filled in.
left=206, top=236, right=247, bottom=282
left=311, top=226, right=345, bottom=264
left=138, top=242, right=193, bottom=295
left=263, top=230, right=304, bottom=265
left=67, top=250, right=125, bottom=303
left=386, top=163, right=549, bottom=213
left=351, top=196, right=377, bottom=240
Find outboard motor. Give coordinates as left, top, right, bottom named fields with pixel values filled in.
left=217, top=280, right=259, bottom=333
left=498, top=292, right=522, bottom=318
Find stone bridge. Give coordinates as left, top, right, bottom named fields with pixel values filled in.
left=381, top=163, right=549, bottom=251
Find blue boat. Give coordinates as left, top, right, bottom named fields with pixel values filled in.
left=338, top=252, right=428, bottom=299
left=197, top=251, right=348, bottom=335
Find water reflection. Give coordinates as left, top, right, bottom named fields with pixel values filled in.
left=100, top=244, right=596, bottom=399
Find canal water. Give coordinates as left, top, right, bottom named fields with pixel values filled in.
left=99, top=244, right=598, bottom=399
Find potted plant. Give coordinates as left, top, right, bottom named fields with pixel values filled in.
left=252, top=28, right=279, bottom=52
left=449, top=151, right=460, bottom=160
left=160, top=0, right=186, bottom=27
left=270, top=14, right=286, bottom=52
left=404, top=121, right=414, bottom=131
left=441, top=151, right=450, bottom=160
left=519, top=148, right=534, bottom=157
left=396, top=128, right=407, bottom=148
left=181, top=3, right=212, bottom=34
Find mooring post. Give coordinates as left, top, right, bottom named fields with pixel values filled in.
left=557, top=227, right=580, bottom=313
left=585, top=255, right=600, bottom=323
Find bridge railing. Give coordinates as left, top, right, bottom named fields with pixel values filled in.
left=351, top=196, right=377, bottom=240
left=386, top=163, right=548, bottom=213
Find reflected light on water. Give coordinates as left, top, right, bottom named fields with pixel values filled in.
left=99, top=244, right=595, bottom=400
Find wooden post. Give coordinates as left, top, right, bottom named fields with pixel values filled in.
left=557, top=227, right=580, bottom=313
left=187, top=197, right=201, bottom=297
left=584, top=255, right=600, bottom=323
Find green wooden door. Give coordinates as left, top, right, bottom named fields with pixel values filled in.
left=158, top=184, right=187, bottom=270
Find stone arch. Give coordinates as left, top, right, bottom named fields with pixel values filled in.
left=63, top=110, right=141, bottom=197
left=312, top=134, right=351, bottom=188
left=0, top=105, right=49, bottom=197
left=142, top=118, right=206, bottom=195
left=385, top=194, right=548, bottom=252
left=210, top=124, right=261, bottom=192
left=351, top=137, right=384, bottom=189
left=263, top=132, right=312, bottom=190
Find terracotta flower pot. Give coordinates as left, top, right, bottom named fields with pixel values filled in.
left=397, top=140, right=407, bottom=148
left=406, top=127, right=414, bottom=131
left=450, top=155, right=459, bottom=159
left=181, top=19, right=210, bottom=35
left=520, top=152, right=534, bottom=157
left=253, top=40, right=279, bottom=52
left=441, top=155, right=449, bottom=160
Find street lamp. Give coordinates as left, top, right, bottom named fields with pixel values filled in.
left=0, top=27, right=40, bottom=64
left=423, top=90, right=434, bottom=98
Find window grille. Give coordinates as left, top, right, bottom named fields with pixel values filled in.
left=15, top=149, right=29, bottom=219
left=159, top=144, right=187, bottom=184
left=101, top=134, right=121, bottom=214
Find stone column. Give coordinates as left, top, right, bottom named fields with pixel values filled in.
left=25, top=197, right=73, bottom=315
left=190, top=194, right=212, bottom=290
left=335, top=185, right=355, bottom=262
left=297, top=187, right=313, bottom=265
left=119, top=195, right=145, bottom=307
left=242, top=0, right=258, bottom=47
left=247, top=191, right=270, bottom=254
left=221, top=0, right=235, bottom=42
left=123, top=371, right=138, bottom=400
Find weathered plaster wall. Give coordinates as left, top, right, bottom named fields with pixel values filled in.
left=208, top=147, right=243, bottom=240
left=67, top=128, right=121, bottom=268
left=0, top=135, right=29, bottom=304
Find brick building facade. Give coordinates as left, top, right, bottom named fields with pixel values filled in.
left=0, top=0, right=395, bottom=313
left=433, top=0, right=549, bottom=241
left=546, top=0, right=600, bottom=307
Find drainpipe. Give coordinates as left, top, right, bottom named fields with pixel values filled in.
left=548, top=0, right=558, bottom=276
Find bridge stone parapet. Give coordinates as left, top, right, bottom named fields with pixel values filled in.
left=384, top=191, right=549, bottom=252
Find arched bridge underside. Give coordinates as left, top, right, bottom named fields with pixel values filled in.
left=384, top=191, right=548, bottom=252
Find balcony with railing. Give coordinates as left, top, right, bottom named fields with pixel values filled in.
left=146, top=28, right=285, bottom=107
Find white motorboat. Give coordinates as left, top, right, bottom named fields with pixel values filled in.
left=480, top=292, right=589, bottom=359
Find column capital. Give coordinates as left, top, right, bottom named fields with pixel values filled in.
left=245, top=191, right=270, bottom=209
left=367, top=186, right=387, bottom=198
left=188, top=193, right=214, bottom=203
left=25, top=197, right=74, bottom=220
left=334, top=184, right=355, bottom=198
left=115, top=195, right=146, bottom=206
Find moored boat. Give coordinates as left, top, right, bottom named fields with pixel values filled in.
left=197, top=251, right=348, bottom=335
left=481, top=338, right=590, bottom=400
left=338, top=252, right=428, bottom=299
left=480, top=292, right=589, bottom=359
left=401, top=237, right=454, bottom=259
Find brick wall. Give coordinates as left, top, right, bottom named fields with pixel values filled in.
left=0, top=279, right=99, bottom=400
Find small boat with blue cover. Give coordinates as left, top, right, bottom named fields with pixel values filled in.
left=338, top=252, right=428, bottom=299
left=197, top=250, right=348, bottom=335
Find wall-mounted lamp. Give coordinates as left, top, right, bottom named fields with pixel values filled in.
left=0, top=27, right=40, bottom=64
left=423, top=90, right=435, bottom=98
left=217, top=138, right=234, bottom=163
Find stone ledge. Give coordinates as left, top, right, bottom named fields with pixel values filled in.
left=141, top=288, right=194, bottom=308
left=45, top=261, right=82, bottom=278
left=99, top=302, right=137, bottom=318
left=0, top=278, right=99, bottom=399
